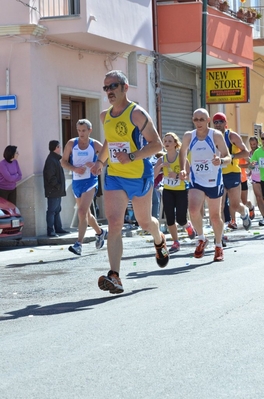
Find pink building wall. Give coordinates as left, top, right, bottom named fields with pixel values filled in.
left=0, top=0, right=154, bottom=236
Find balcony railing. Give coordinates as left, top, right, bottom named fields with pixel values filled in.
left=39, top=0, right=80, bottom=18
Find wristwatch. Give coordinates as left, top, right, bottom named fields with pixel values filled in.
left=128, top=153, right=136, bottom=162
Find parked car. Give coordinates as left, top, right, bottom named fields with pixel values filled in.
left=0, top=197, right=24, bottom=240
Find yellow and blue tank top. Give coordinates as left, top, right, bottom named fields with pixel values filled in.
left=222, top=129, right=241, bottom=174
left=104, top=102, right=152, bottom=179
left=163, top=152, right=188, bottom=191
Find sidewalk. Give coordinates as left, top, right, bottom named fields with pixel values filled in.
left=0, top=213, right=263, bottom=249
left=0, top=222, right=140, bottom=248
left=0, top=224, right=109, bottom=248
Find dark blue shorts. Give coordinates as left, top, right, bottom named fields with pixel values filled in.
left=189, top=182, right=224, bottom=199
left=223, top=172, right=241, bottom=190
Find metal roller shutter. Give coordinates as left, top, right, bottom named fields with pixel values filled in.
left=160, top=83, right=194, bottom=140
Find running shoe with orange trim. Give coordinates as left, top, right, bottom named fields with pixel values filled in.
left=214, top=246, right=224, bottom=262
left=249, top=206, right=255, bottom=220
left=227, top=219, right=237, bottom=230
left=98, top=271, right=124, bottom=294
left=185, top=222, right=196, bottom=239
left=154, top=233, right=169, bottom=268
left=194, top=238, right=209, bottom=259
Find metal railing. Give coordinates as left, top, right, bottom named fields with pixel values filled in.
left=251, top=6, right=264, bottom=39
left=39, top=0, right=80, bottom=18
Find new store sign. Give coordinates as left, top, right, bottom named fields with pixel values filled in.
left=206, top=67, right=249, bottom=104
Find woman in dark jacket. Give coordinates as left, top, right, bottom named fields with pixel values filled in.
left=43, top=140, right=68, bottom=237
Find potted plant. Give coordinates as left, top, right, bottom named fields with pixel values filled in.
left=219, top=0, right=229, bottom=12
left=237, top=7, right=246, bottom=20
left=246, top=8, right=257, bottom=23
left=208, top=0, right=219, bottom=7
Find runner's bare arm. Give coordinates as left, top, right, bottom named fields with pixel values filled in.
left=230, top=132, right=250, bottom=159
left=214, top=130, right=231, bottom=166
left=130, top=107, right=163, bottom=160
left=179, top=132, right=192, bottom=179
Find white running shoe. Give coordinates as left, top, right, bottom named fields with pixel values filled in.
left=95, top=228, right=107, bottom=249
left=241, top=211, right=251, bottom=231
left=68, top=241, right=82, bottom=256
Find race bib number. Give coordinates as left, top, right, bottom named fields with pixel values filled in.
left=259, top=158, right=264, bottom=168
left=194, top=160, right=211, bottom=173
left=108, top=142, right=130, bottom=163
left=73, top=166, right=91, bottom=180
left=164, top=177, right=180, bottom=187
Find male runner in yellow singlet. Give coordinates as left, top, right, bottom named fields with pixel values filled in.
left=91, top=70, right=169, bottom=294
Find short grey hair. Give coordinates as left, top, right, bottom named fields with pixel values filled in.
left=105, top=70, right=129, bottom=85
left=193, top=108, right=209, bottom=119
left=76, top=119, right=92, bottom=129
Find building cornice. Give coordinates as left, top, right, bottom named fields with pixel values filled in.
left=0, top=24, right=47, bottom=37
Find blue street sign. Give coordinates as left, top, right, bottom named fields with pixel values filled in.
left=0, top=95, right=17, bottom=111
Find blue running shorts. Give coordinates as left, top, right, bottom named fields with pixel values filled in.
left=72, top=179, right=97, bottom=198
left=223, top=172, right=241, bottom=190
left=189, top=182, right=224, bottom=199
left=104, top=175, right=153, bottom=200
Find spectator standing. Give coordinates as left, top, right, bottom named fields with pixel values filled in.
left=179, top=108, right=231, bottom=262
left=212, top=112, right=251, bottom=231
left=91, top=70, right=169, bottom=294
left=61, top=119, right=107, bottom=255
left=43, top=140, right=69, bottom=237
left=0, top=145, right=22, bottom=205
left=154, top=132, right=195, bottom=253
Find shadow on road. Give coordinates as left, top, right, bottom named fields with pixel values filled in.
left=0, top=287, right=156, bottom=321
left=5, top=253, right=95, bottom=269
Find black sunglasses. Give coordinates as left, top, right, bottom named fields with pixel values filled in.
left=261, top=137, right=264, bottom=140
left=103, top=82, right=123, bottom=92
left=213, top=120, right=225, bottom=124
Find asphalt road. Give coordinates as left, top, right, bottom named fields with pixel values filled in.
left=1, top=230, right=264, bottom=399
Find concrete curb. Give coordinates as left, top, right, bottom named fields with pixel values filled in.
left=0, top=222, right=263, bottom=248
left=0, top=229, right=98, bottom=248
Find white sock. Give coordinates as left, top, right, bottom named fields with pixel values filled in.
left=197, top=235, right=205, bottom=241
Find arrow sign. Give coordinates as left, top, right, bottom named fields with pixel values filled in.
left=0, top=95, right=17, bottom=111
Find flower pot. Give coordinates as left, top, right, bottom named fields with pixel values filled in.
left=237, top=10, right=245, bottom=20
left=208, top=0, right=219, bottom=7
left=247, top=16, right=256, bottom=23
left=219, top=3, right=229, bottom=12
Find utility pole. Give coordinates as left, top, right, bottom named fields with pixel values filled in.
left=201, top=0, right=207, bottom=108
